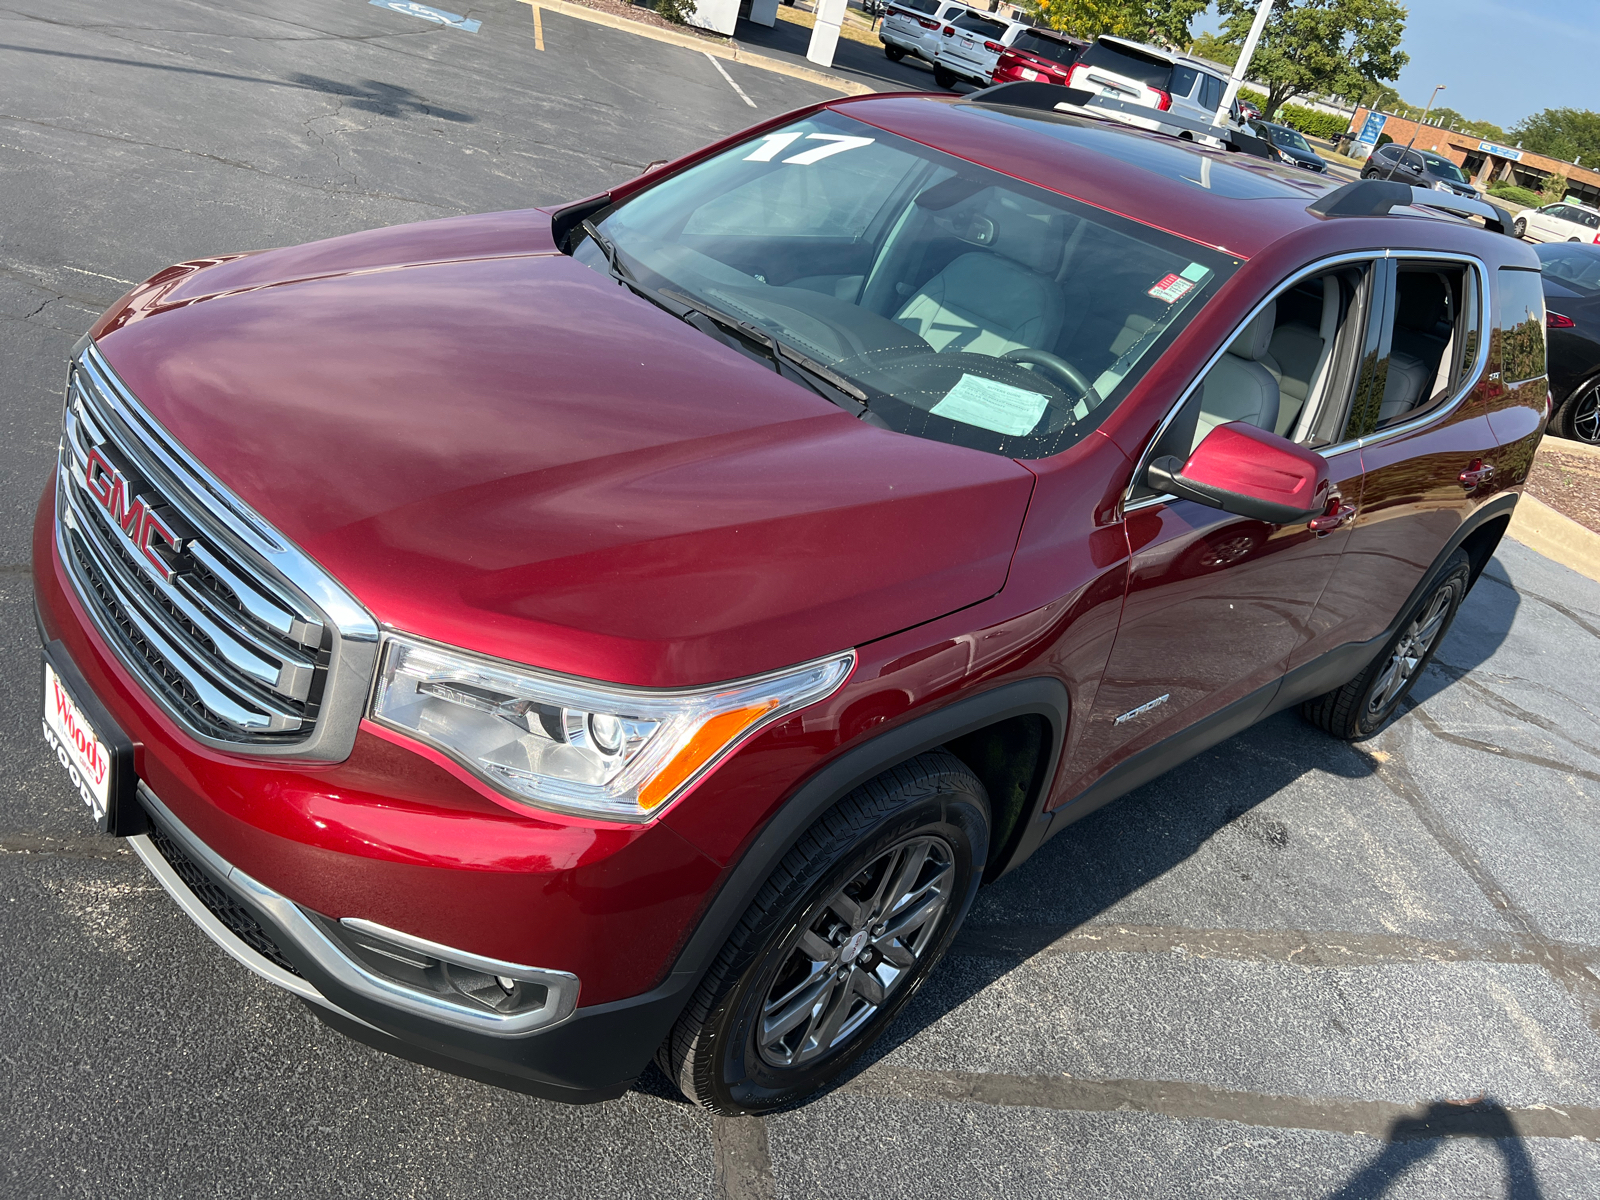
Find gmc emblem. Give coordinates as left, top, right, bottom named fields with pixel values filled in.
left=83, top=447, right=183, bottom=582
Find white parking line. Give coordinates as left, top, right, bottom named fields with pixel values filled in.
left=705, top=51, right=756, bottom=108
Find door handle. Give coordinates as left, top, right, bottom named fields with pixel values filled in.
left=1308, top=502, right=1356, bottom=534
left=1458, top=459, right=1495, bottom=488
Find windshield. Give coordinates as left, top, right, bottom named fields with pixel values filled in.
left=1420, top=152, right=1468, bottom=182
left=1012, top=31, right=1080, bottom=64
left=1537, top=244, right=1600, bottom=296
left=950, top=12, right=1005, bottom=37
left=574, top=111, right=1235, bottom=459
left=1270, top=126, right=1313, bottom=153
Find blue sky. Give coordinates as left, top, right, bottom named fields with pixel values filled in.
left=1195, top=0, right=1600, bottom=131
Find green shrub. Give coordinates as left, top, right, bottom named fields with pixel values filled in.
left=1238, top=89, right=1350, bottom=142
left=652, top=0, right=695, bottom=24
left=1486, top=184, right=1543, bottom=207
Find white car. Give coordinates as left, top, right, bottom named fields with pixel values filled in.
left=1053, top=36, right=1236, bottom=141
left=1515, top=200, right=1600, bottom=245
left=930, top=10, right=1028, bottom=89
left=879, top=0, right=973, bottom=65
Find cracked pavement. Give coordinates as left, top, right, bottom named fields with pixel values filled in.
left=3, top=2, right=1600, bottom=1197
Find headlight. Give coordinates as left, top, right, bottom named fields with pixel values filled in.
left=1432, top=179, right=1452, bottom=192
left=370, top=635, right=855, bottom=822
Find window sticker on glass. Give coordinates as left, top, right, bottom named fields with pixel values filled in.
left=929, top=373, right=1051, bottom=436
left=1148, top=261, right=1212, bottom=304
left=744, top=131, right=875, bottom=164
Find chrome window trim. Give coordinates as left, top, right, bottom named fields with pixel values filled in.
left=137, top=784, right=581, bottom=1038
left=57, top=343, right=379, bottom=761
left=1120, top=249, right=1490, bottom=515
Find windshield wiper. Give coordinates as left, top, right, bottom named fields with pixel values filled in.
left=657, top=289, right=870, bottom=407
left=580, top=221, right=868, bottom=410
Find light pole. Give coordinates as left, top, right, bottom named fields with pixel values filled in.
left=1384, top=84, right=1445, bottom=182
left=1214, top=0, right=1275, bottom=129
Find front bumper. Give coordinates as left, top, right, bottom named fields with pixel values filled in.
left=126, top=779, right=683, bottom=1101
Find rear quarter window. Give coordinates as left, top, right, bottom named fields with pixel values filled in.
left=1497, top=267, right=1547, bottom=384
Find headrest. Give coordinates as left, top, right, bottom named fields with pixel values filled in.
left=983, top=193, right=1067, bottom=277
left=1227, top=300, right=1276, bottom=361
left=1395, top=272, right=1448, bottom=331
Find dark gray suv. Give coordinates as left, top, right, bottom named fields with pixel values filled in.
left=1361, top=143, right=1480, bottom=200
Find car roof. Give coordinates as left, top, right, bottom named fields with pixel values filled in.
left=831, top=93, right=1341, bottom=258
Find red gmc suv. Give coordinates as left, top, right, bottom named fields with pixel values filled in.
left=34, top=83, right=1548, bottom=1116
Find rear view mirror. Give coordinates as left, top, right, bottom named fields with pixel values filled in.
left=1146, top=422, right=1329, bottom=524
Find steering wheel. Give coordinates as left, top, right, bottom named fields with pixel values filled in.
left=1001, top=348, right=1094, bottom=400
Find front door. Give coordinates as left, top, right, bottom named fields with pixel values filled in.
left=1063, top=260, right=1381, bottom=792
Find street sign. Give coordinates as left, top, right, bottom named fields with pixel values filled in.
left=1354, top=111, right=1387, bottom=145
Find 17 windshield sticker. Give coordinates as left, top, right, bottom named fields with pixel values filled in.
left=930, top=373, right=1051, bottom=436
left=744, top=132, right=876, bottom=164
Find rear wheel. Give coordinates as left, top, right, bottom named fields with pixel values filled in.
left=1556, top=378, right=1600, bottom=445
left=1301, top=550, right=1471, bottom=740
left=1513, top=216, right=1527, bottom=238
left=884, top=44, right=906, bottom=61
left=933, top=64, right=958, bottom=89
left=658, top=752, right=988, bottom=1114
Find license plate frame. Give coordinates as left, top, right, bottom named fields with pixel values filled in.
left=41, top=641, right=141, bottom=836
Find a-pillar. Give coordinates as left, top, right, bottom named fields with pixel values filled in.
left=807, top=0, right=848, bottom=67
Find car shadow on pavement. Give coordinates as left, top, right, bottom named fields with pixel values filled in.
left=285, top=74, right=474, bottom=122
left=630, top=558, right=1521, bottom=1113
left=1324, top=1099, right=1545, bottom=1199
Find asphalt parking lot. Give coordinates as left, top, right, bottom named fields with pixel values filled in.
left=3, top=2, right=1600, bottom=1196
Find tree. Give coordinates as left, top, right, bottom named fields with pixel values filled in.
left=1020, top=0, right=1206, bottom=47
left=1188, top=31, right=1239, bottom=67
left=1215, top=0, right=1408, bottom=123
left=1512, top=108, right=1600, bottom=166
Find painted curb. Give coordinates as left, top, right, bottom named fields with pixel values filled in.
left=519, top=0, right=875, bottom=96
left=1507, top=493, right=1600, bottom=584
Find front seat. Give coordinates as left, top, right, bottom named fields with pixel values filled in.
left=1191, top=301, right=1282, bottom=450
left=893, top=194, right=1067, bottom=357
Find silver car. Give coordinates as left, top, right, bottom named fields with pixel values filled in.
left=1054, top=36, right=1236, bottom=141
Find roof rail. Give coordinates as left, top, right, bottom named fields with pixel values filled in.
left=964, top=82, right=1276, bottom=161
left=1307, top=178, right=1515, bottom=236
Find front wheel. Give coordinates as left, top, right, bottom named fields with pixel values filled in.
left=658, top=752, right=989, bottom=1114
left=884, top=44, right=906, bottom=61
left=1512, top=217, right=1527, bottom=238
left=1556, top=378, right=1600, bottom=445
left=933, top=65, right=958, bottom=89
left=1301, top=549, right=1471, bottom=740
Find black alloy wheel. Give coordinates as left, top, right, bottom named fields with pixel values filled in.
left=1557, top=378, right=1600, bottom=445
left=658, top=752, right=989, bottom=1114
left=885, top=44, right=906, bottom=61
left=1302, top=549, right=1472, bottom=740
left=933, top=64, right=958, bottom=89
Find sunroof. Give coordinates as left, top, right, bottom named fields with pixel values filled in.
left=960, top=105, right=1325, bottom=201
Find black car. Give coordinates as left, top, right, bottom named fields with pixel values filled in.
left=1362, top=143, right=1480, bottom=199
left=1249, top=121, right=1327, bottom=173
left=1536, top=242, right=1600, bottom=444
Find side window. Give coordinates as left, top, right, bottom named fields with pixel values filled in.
left=1498, top=267, right=1548, bottom=385
left=1131, top=263, right=1372, bottom=500
left=1169, top=65, right=1198, bottom=98
left=1345, top=262, right=1480, bottom=438
left=1198, top=73, right=1224, bottom=111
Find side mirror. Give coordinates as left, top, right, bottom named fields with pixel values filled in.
left=1146, top=422, right=1329, bottom=524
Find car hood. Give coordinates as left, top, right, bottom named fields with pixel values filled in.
left=92, top=231, right=1037, bottom=687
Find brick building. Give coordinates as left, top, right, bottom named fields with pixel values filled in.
left=1346, top=108, right=1600, bottom=207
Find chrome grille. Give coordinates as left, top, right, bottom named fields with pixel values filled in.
left=55, top=344, right=379, bottom=759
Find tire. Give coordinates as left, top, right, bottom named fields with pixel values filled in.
left=1513, top=217, right=1527, bottom=238
left=1301, top=549, right=1472, bottom=740
left=658, top=751, right=989, bottom=1115
left=884, top=44, right=906, bottom=61
left=933, top=65, right=958, bottom=90
left=1555, top=377, right=1600, bottom=445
